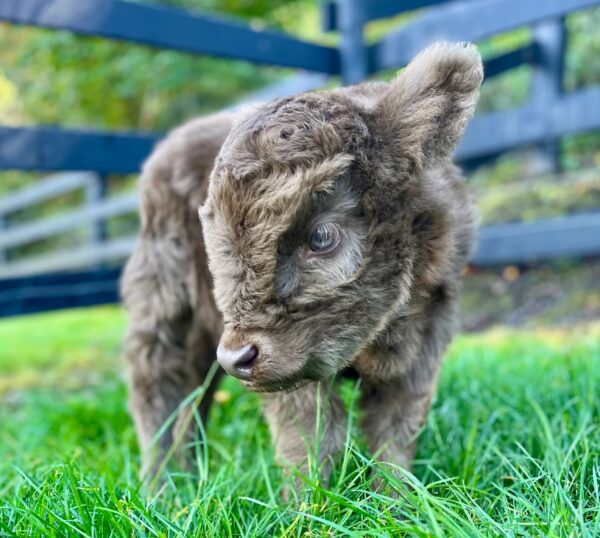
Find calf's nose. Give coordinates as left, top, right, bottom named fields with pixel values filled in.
left=216, top=341, right=258, bottom=379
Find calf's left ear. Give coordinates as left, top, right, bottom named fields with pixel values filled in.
left=377, top=42, right=483, bottom=169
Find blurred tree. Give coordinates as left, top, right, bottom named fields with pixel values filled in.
left=0, top=0, right=318, bottom=131
left=562, top=7, right=600, bottom=171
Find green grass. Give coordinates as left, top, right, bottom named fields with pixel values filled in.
left=1, top=307, right=599, bottom=536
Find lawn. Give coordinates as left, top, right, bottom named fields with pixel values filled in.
left=0, top=307, right=599, bottom=537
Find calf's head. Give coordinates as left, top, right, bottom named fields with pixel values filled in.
left=200, top=43, right=483, bottom=391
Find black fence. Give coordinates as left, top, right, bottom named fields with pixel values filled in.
left=1, top=0, right=600, bottom=317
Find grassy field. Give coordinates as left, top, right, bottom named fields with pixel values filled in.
left=0, top=307, right=599, bottom=537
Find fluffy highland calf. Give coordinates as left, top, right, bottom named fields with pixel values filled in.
left=121, top=42, right=483, bottom=485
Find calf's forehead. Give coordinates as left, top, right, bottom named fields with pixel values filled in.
left=204, top=94, right=365, bottom=238
left=213, top=93, right=368, bottom=181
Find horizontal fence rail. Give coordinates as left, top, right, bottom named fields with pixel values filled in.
left=0, top=126, right=159, bottom=174
left=373, top=0, right=600, bottom=72
left=0, top=172, right=96, bottom=216
left=456, top=87, right=600, bottom=161
left=0, top=267, right=121, bottom=317
left=1, top=0, right=600, bottom=317
left=473, top=213, right=600, bottom=266
left=0, top=193, right=137, bottom=251
left=1, top=0, right=340, bottom=73
left=0, top=236, right=137, bottom=279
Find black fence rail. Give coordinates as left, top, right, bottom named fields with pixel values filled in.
left=1, top=0, right=600, bottom=317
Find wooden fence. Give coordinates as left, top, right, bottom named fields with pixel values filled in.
left=1, top=0, right=600, bottom=317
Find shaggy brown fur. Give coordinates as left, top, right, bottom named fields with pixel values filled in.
left=122, top=42, right=483, bottom=483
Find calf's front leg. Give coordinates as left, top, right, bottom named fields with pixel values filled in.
left=360, top=379, right=434, bottom=476
left=262, top=382, right=347, bottom=488
left=357, top=294, right=456, bottom=484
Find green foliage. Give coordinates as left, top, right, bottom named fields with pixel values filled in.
left=478, top=66, right=532, bottom=113
left=472, top=168, right=600, bottom=224
left=562, top=132, right=600, bottom=172
left=0, top=1, right=319, bottom=132
left=1, top=308, right=599, bottom=535
left=560, top=7, right=600, bottom=173
left=1, top=26, right=277, bottom=131
left=565, top=7, right=600, bottom=92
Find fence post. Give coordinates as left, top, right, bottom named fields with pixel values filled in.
left=531, top=18, right=566, bottom=174
left=337, top=0, right=368, bottom=85
left=85, top=173, right=108, bottom=247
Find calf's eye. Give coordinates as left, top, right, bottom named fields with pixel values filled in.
left=308, top=224, right=341, bottom=254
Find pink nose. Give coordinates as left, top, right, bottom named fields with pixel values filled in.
left=216, top=341, right=258, bottom=379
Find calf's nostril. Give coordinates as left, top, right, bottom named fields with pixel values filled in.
left=216, top=341, right=259, bottom=378
left=234, top=344, right=258, bottom=370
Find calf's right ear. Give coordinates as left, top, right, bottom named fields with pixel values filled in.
left=376, top=42, right=483, bottom=169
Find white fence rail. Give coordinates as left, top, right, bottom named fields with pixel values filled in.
left=0, top=172, right=138, bottom=278
left=0, top=172, right=94, bottom=215
left=0, top=236, right=138, bottom=278
left=0, top=192, right=138, bottom=250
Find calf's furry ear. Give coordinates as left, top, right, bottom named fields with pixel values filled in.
left=377, top=42, right=483, bottom=169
